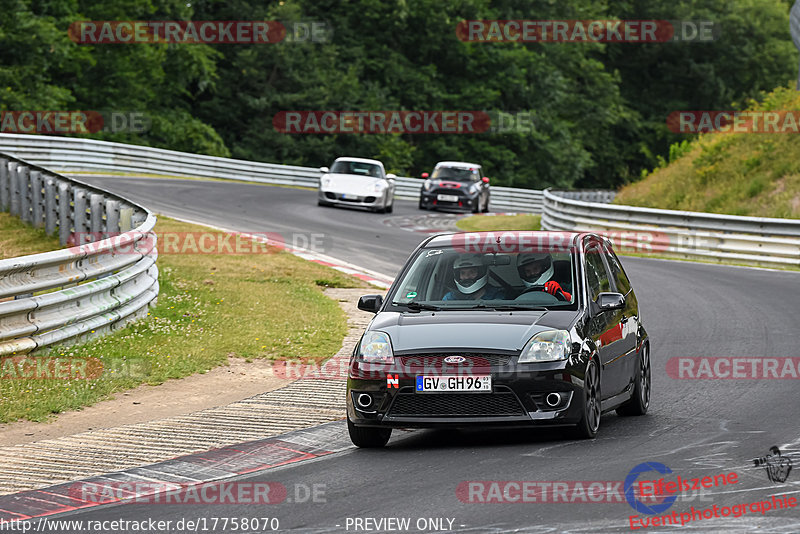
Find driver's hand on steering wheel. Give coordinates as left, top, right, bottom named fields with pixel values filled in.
left=544, top=281, right=571, bottom=301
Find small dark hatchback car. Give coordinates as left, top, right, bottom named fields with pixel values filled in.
left=346, top=231, right=651, bottom=447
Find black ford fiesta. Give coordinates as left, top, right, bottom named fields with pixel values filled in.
left=346, top=231, right=651, bottom=447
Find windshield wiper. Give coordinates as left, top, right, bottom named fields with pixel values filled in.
left=490, top=305, right=547, bottom=311
left=398, top=301, right=441, bottom=312
left=450, top=304, right=547, bottom=311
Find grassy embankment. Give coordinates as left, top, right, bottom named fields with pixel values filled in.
left=0, top=215, right=365, bottom=422
left=616, top=84, right=800, bottom=218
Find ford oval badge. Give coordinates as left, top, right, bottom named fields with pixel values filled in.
left=444, top=356, right=466, bottom=364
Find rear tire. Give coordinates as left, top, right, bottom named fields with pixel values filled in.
left=348, top=417, right=391, bottom=448
left=573, top=359, right=600, bottom=439
left=616, top=344, right=650, bottom=416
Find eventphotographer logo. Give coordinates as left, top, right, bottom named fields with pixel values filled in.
left=754, top=446, right=793, bottom=483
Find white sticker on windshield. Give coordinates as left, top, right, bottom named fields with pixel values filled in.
left=426, top=249, right=443, bottom=257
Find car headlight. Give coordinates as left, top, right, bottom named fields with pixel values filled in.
left=518, top=330, right=571, bottom=363
left=320, top=177, right=331, bottom=187
left=359, top=331, right=394, bottom=363
left=423, top=180, right=432, bottom=191
left=373, top=181, right=387, bottom=193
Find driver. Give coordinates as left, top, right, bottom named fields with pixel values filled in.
left=516, top=253, right=571, bottom=301
left=443, top=254, right=504, bottom=300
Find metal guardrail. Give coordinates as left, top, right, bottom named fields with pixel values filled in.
left=0, top=153, right=159, bottom=356
left=0, top=134, right=615, bottom=213
left=542, top=189, right=800, bottom=268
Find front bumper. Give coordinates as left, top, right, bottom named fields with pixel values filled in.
left=319, top=189, right=387, bottom=209
left=419, top=189, right=478, bottom=211
left=346, top=355, right=585, bottom=428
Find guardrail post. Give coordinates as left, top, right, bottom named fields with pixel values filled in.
left=18, top=165, right=31, bottom=223
left=120, top=207, right=133, bottom=232
left=0, top=158, right=8, bottom=212
left=73, top=187, right=89, bottom=243
left=90, top=193, right=104, bottom=234
left=58, top=181, right=71, bottom=245
left=105, top=200, right=120, bottom=236
left=30, top=170, right=44, bottom=228
left=44, top=176, right=57, bottom=235
left=8, top=162, right=19, bottom=216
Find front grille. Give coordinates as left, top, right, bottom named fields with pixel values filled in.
left=431, top=188, right=466, bottom=197
left=397, top=354, right=511, bottom=367
left=388, top=392, right=525, bottom=417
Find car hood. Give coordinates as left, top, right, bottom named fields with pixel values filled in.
left=369, top=311, right=579, bottom=352
left=321, top=173, right=383, bottom=195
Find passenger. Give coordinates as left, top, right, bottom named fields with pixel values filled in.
left=443, top=255, right=504, bottom=300
left=516, top=253, right=571, bottom=301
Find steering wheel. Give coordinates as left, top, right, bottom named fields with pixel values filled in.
left=518, top=284, right=568, bottom=302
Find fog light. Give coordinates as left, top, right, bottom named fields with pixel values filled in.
left=357, top=393, right=373, bottom=409
left=546, top=393, right=561, bottom=407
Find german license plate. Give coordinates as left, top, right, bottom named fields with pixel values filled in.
left=341, top=193, right=359, bottom=200
left=437, top=194, right=459, bottom=202
left=416, top=375, right=491, bottom=393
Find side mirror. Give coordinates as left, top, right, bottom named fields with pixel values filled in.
left=358, top=294, right=384, bottom=313
left=482, top=177, right=490, bottom=183
left=386, top=173, right=396, bottom=179
left=421, top=172, right=429, bottom=179
left=597, top=292, right=625, bottom=311
left=319, top=166, right=329, bottom=173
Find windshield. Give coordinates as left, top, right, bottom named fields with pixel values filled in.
left=431, top=166, right=479, bottom=181
left=330, top=160, right=383, bottom=177
left=389, top=246, right=577, bottom=310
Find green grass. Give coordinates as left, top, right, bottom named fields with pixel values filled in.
left=615, top=84, right=800, bottom=218
left=456, top=214, right=541, bottom=232
left=0, top=212, right=62, bottom=259
left=0, top=216, right=367, bottom=423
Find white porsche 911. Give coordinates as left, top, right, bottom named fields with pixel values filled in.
left=317, top=157, right=396, bottom=213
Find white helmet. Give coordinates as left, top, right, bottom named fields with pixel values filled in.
left=516, top=253, right=553, bottom=288
left=453, top=254, right=488, bottom=294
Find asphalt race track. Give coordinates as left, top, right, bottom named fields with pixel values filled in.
left=37, top=177, right=800, bottom=532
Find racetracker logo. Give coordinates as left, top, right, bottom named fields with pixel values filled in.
left=0, top=111, right=149, bottom=134
left=68, top=481, right=288, bottom=504
left=273, top=111, right=491, bottom=134
left=67, top=231, right=329, bottom=255
left=68, top=21, right=286, bottom=44
left=456, top=20, right=717, bottom=43
left=668, top=111, right=800, bottom=134
left=0, top=357, right=150, bottom=380
left=455, top=480, right=689, bottom=504
left=666, top=357, right=800, bottom=379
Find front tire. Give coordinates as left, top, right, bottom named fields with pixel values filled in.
left=573, top=359, right=600, bottom=439
left=616, top=343, right=650, bottom=416
left=348, top=417, right=391, bottom=448
left=318, top=200, right=332, bottom=207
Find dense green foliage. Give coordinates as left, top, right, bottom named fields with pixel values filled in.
left=0, top=0, right=796, bottom=189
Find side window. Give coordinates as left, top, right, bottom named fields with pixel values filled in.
left=604, top=246, right=632, bottom=295
left=585, top=245, right=611, bottom=302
